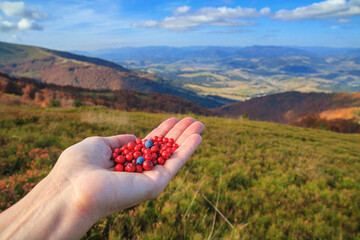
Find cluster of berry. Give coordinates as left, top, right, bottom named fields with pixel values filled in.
left=111, top=136, right=179, bottom=173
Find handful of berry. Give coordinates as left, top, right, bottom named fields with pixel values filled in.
left=111, top=136, right=179, bottom=173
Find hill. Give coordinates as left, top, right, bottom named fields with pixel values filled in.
left=0, top=71, right=211, bottom=115
left=0, top=105, right=359, bottom=239
left=215, top=91, right=360, bottom=132
left=216, top=91, right=360, bottom=122
left=2, top=70, right=359, bottom=133
left=0, top=41, right=234, bottom=108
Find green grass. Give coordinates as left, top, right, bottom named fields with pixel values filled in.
left=0, top=42, right=50, bottom=64
left=0, top=105, right=359, bottom=239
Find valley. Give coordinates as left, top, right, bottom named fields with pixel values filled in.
left=116, top=54, right=360, bottom=101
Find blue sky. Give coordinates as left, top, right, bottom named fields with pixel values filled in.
left=0, top=0, right=359, bottom=50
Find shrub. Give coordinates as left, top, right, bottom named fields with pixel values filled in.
left=74, top=99, right=82, bottom=107
left=49, top=99, right=60, bottom=107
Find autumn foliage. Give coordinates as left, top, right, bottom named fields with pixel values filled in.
left=0, top=71, right=211, bottom=115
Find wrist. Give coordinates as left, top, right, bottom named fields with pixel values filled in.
left=0, top=173, right=95, bottom=239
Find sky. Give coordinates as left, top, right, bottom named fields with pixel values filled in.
left=0, top=0, right=360, bottom=51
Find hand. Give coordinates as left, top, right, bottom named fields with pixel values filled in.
left=53, top=117, right=204, bottom=220
left=0, top=117, right=204, bottom=239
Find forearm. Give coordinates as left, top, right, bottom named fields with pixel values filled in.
left=0, top=174, right=95, bottom=240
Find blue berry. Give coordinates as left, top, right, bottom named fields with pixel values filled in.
left=145, top=140, right=153, bottom=149
left=136, top=156, right=145, bottom=165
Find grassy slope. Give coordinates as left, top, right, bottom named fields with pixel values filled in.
left=0, top=105, right=359, bottom=239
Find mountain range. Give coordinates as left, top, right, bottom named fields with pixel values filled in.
left=76, top=46, right=360, bottom=61
left=1, top=41, right=360, bottom=133
left=93, top=46, right=360, bottom=101
left=0, top=41, right=233, bottom=108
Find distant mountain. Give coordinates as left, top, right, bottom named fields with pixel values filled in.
left=296, top=47, right=360, bottom=57
left=0, top=41, right=234, bottom=108
left=83, top=45, right=360, bottom=61
left=215, top=91, right=360, bottom=124
left=0, top=71, right=211, bottom=115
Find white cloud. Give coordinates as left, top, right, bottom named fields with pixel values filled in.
left=18, top=18, right=42, bottom=30
left=0, top=19, right=16, bottom=32
left=260, top=7, right=271, bottom=15
left=0, top=1, right=47, bottom=19
left=174, top=6, right=190, bottom=15
left=338, top=18, right=351, bottom=22
left=0, top=1, right=47, bottom=33
left=133, top=6, right=270, bottom=31
left=273, top=0, right=360, bottom=21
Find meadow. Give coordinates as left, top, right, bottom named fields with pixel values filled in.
left=0, top=105, right=359, bottom=239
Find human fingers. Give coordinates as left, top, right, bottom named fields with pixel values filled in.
left=145, top=117, right=179, bottom=139
left=175, top=121, right=205, bottom=146
left=163, top=134, right=202, bottom=180
left=165, top=117, right=196, bottom=141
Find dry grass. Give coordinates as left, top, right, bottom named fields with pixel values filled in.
left=80, top=110, right=130, bottom=127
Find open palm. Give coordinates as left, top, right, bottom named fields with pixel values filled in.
left=50, top=117, right=204, bottom=221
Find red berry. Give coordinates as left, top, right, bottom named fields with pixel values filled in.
left=115, top=155, right=126, bottom=164
left=135, top=138, right=142, bottom=145
left=152, top=159, right=157, bottom=166
left=112, top=136, right=178, bottom=173
left=157, top=157, right=165, bottom=165
left=127, top=142, right=135, bottom=150
left=162, top=151, right=170, bottom=160
left=144, top=153, right=153, bottom=160
left=143, top=160, right=153, bottom=171
left=133, top=151, right=142, bottom=159
left=125, top=163, right=136, bottom=172
left=135, top=165, right=143, bottom=173
left=151, top=146, right=159, bottom=153
left=114, top=164, right=124, bottom=171
left=126, top=153, right=133, bottom=161
left=112, top=152, right=119, bottom=159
